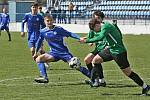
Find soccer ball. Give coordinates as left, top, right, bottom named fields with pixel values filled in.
left=69, top=57, right=81, bottom=69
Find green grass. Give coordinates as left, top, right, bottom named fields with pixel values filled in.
left=0, top=32, right=150, bottom=100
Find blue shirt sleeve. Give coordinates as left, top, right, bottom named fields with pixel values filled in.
left=7, top=15, right=10, bottom=25
left=21, top=14, right=28, bottom=32
left=0, top=14, right=2, bottom=24
left=40, top=16, right=46, bottom=29
left=69, top=32, right=80, bottom=40
left=35, top=32, right=44, bottom=52
left=59, top=27, right=80, bottom=40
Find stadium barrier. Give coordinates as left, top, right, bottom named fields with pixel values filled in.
left=9, top=22, right=150, bottom=35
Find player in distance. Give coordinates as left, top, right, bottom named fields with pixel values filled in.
left=0, top=8, right=11, bottom=41
left=21, top=3, right=45, bottom=56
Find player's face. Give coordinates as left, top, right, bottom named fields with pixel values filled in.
left=45, top=18, right=53, bottom=28
left=31, top=6, right=38, bottom=13
left=3, top=8, right=6, bottom=13
left=94, top=21, right=101, bottom=32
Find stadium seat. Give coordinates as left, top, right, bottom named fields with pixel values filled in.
left=134, top=11, right=138, bottom=19
left=57, top=0, right=150, bottom=21
left=147, top=11, right=150, bottom=19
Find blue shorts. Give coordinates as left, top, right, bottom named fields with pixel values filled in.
left=27, top=31, right=40, bottom=48
left=28, top=40, right=37, bottom=48
left=0, top=25, right=9, bottom=31
left=49, top=52, right=73, bottom=62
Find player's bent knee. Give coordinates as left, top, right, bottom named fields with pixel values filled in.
left=84, top=58, right=91, bottom=64
left=92, top=58, right=101, bottom=64
left=35, top=57, right=41, bottom=63
left=35, top=55, right=44, bottom=63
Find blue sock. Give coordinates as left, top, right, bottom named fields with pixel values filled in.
left=37, top=63, right=47, bottom=78
left=79, top=66, right=91, bottom=78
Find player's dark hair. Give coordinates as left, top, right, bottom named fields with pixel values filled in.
left=44, top=15, right=54, bottom=20
left=89, top=18, right=101, bottom=30
left=31, top=2, right=39, bottom=7
left=93, top=11, right=105, bottom=20
left=38, top=6, right=42, bottom=9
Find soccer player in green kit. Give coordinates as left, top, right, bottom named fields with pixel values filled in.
left=83, top=11, right=107, bottom=87
left=80, top=18, right=150, bottom=95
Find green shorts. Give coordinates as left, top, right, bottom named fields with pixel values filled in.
left=98, top=49, right=130, bottom=69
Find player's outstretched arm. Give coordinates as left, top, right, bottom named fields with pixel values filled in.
left=69, top=32, right=80, bottom=40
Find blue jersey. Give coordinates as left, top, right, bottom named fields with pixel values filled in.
left=36, top=25, right=80, bottom=54
left=0, top=13, right=10, bottom=26
left=21, top=12, right=45, bottom=41
left=21, top=12, right=45, bottom=32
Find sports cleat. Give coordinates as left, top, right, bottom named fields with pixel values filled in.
left=89, top=81, right=100, bottom=87
left=34, top=77, right=49, bottom=83
left=85, top=79, right=91, bottom=84
left=99, top=81, right=106, bottom=87
left=85, top=79, right=106, bottom=87
left=142, top=85, right=150, bottom=96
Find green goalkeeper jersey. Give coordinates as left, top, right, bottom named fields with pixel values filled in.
left=86, top=22, right=126, bottom=55
left=86, top=30, right=107, bottom=52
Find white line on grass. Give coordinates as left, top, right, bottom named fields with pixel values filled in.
left=0, top=72, right=79, bottom=83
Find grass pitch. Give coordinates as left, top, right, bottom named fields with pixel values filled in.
left=0, top=32, right=150, bottom=100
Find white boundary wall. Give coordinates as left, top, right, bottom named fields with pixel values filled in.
left=9, top=23, right=150, bottom=34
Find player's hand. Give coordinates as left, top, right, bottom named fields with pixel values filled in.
left=79, top=37, right=86, bottom=43
left=20, top=32, right=25, bottom=37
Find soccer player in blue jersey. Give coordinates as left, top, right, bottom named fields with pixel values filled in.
left=0, top=8, right=11, bottom=41
left=32, top=15, right=90, bottom=83
left=21, top=3, right=45, bottom=56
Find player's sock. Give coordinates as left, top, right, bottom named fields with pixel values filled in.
left=91, top=67, right=98, bottom=82
left=8, top=33, right=11, bottom=41
left=142, top=83, right=148, bottom=89
left=79, top=66, right=91, bottom=78
left=94, top=63, right=104, bottom=79
left=86, top=63, right=92, bottom=72
left=37, top=63, right=47, bottom=78
left=128, top=71, right=144, bottom=87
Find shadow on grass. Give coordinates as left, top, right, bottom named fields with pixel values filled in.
left=34, top=82, right=150, bottom=96
left=106, top=83, right=137, bottom=88
left=40, top=82, right=137, bottom=88
left=95, top=83, right=150, bottom=96
left=101, top=93, right=150, bottom=96
left=47, top=68, right=73, bottom=71
left=34, top=81, right=86, bottom=87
